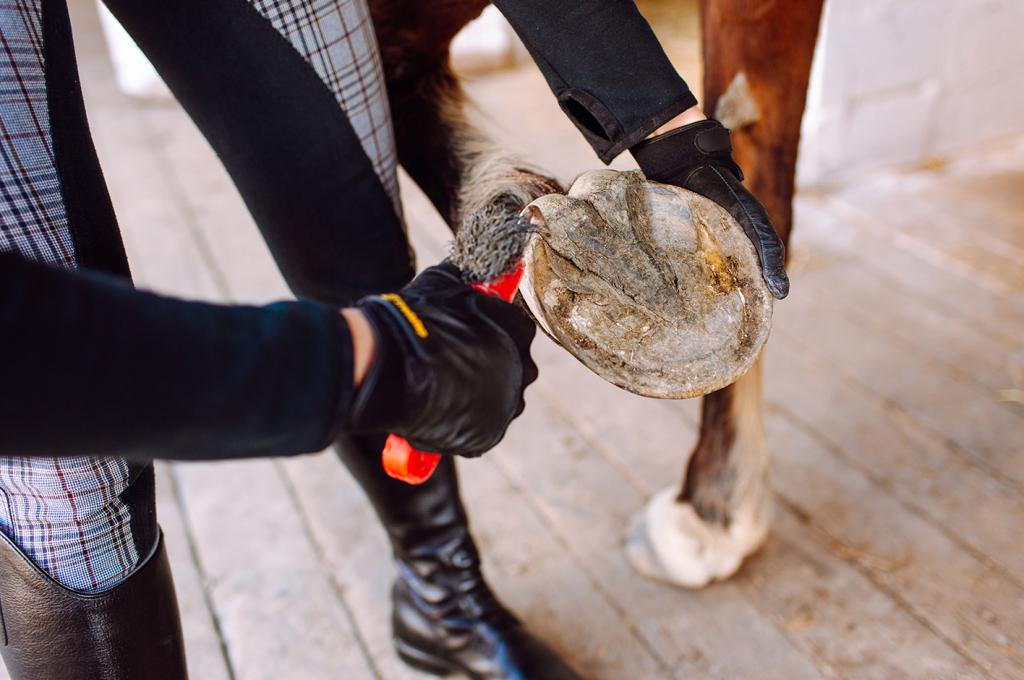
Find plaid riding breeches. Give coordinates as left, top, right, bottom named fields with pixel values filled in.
left=0, top=0, right=399, bottom=591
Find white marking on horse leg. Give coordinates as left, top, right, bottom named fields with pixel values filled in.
left=714, top=71, right=760, bottom=131
left=626, top=359, right=772, bottom=588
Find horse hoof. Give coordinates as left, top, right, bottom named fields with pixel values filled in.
left=626, top=487, right=770, bottom=589
left=521, top=170, right=773, bottom=399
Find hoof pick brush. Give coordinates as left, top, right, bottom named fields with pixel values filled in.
left=382, top=207, right=538, bottom=485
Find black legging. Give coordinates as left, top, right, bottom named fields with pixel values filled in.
left=103, top=0, right=415, bottom=304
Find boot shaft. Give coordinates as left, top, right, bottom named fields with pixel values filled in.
left=0, top=530, right=188, bottom=680
left=334, top=432, right=471, bottom=550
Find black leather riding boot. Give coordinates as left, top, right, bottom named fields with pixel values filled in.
left=336, top=433, right=583, bottom=679
left=0, top=529, right=188, bottom=680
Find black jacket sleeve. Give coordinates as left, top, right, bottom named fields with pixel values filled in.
left=492, top=0, right=697, bottom=163
left=0, top=250, right=354, bottom=461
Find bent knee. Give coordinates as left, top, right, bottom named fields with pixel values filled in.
left=0, top=459, right=156, bottom=592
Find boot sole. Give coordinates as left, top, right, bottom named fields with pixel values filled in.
left=393, top=636, right=468, bottom=678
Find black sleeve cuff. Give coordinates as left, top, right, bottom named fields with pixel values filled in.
left=558, top=89, right=698, bottom=164
left=492, top=0, right=698, bottom=163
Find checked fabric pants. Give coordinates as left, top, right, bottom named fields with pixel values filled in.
left=0, top=0, right=408, bottom=591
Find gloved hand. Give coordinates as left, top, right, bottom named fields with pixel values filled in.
left=347, top=262, right=538, bottom=458
left=631, top=119, right=789, bottom=299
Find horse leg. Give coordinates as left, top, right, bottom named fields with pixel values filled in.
left=627, top=0, right=825, bottom=588
left=368, top=0, right=561, bottom=234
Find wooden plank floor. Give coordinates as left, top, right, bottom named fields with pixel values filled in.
left=3, top=2, right=1020, bottom=679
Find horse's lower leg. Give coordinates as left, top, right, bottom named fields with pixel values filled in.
left=628, top=0, right=824, bottom=588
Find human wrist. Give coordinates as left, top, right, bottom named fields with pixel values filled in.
left=647, top=105, right=707, bottom=140
left=344, top=297, right=413, bottom=436
left=341, top=308, right=376, bottom=388
left=632, top=118, right=742, bottom=185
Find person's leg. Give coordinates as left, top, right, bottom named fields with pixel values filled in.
left=0, top=459, right=155, bottom=593
left=100, top=1, right=578, bottom=676
left=0, top=466, right=185, bottom=680
left=102, top=0, right=414, bottom=307
left=0, top=2, right=185, bottom=678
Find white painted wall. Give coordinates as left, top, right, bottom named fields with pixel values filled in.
left=798, top=0, right=1024, bottom=186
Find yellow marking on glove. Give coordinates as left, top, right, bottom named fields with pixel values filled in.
left=381, top=293, right=429, bottom=338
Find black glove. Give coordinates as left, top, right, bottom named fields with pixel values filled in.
left=631, top=119, right=789, bottom=299
left=347, top=262, right=538, bottom=458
